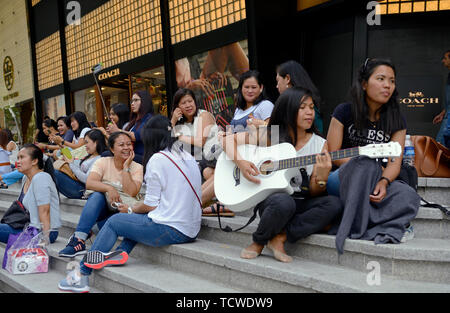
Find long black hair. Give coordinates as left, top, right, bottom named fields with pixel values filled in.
left=43, top=118, right=58, bottom=131
left=142, top=115, right=177, bottom=175
left=69, top=111, right=91, bottom=138
left=350, top=58, right=405, bottom=134
left=80, top=129, right=108, bottom=165
left=125, top=90, right=154, bottom=132
left=268, top=87, right=320, bottom=146
left=110, top=102, right=130, bottom=129
left=21, top=143, right=57, bottom=186
left=172, top=88, right=200, bottom=125
left=276, top=60, right=322, bottom=111
left=235, top=70, right=267, bottom=110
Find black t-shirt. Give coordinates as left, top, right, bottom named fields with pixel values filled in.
left=332, top=102, right=406, bottom=149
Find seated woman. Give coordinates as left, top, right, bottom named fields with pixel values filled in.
left=0, top=129, right=23, bottom=188
left=0, top=144, right=61, bottom=244
left=121, top=91, right=154, bottom=164
left=58, top=115, right=202, bottom=293
left=54, top=129, right=108, bottom=199
left=58, top=131, right=143, bottom=257
left=52, top=111, right=92, bottom=151
left=57, top=116, right=75, bottom=144
left=97, top=102, right=130, bottom=139
left=326, top=58, right=420, bottom=253
left=36, top=119, right=62, bottom=157
left=221, top=87, right=342, bottom=263
left=170, top=88, right=232, bottom=216
left=230, top=70, right=274, bottom=132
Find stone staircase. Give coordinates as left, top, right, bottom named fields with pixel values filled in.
left=0, top=177, right=448, bottom=293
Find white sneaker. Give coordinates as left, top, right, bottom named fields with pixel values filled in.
left=58, top=269, right=90, bottom=293
left=401, top=225, right=414, bottom=243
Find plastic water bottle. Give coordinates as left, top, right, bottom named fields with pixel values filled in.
left=403, top=135, right=415, bottom=166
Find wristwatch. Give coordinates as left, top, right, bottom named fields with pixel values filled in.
left=315, top=177, right=327, bottom=188
left=127, top=207, right=133, bottom=214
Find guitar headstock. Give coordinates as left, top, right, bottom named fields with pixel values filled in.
left=359, top=141, right=402, bottom=159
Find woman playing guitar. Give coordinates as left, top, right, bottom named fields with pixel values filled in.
left=220, top=87, right=343, bottom=263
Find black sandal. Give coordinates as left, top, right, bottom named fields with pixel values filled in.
left=202, top=203, right=235, bottom=217
left=0, top=181, right=8, bottom=189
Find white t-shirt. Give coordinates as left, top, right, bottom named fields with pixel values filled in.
left=73, top=127, right=91, bottom=144
left=144, top=147, right=202, bottom=238
left=232, top=100, right=274, bottom=121
left=290, top=133, right=326, bottom=192
left=174, top=109, right=220, bottom=160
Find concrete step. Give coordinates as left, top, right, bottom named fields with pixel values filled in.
left=45, top=239, right=247, bottom=293
left=199, top=216, right=450, bottom=284
left=0, top=238, right=248, bottom=293
left=1, top=213, right=450, bottom=293
left=1, top=197, right=450, bottom=285
left=128, top=238, right=450, bottom=293
left=1, top=180, right=449, bottom=292
left=418, top=177, right=450, bottom=205
left=0, top=245, right=102, bottom=293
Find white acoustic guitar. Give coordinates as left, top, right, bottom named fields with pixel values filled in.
left=214, top=141, right=402, bottom=212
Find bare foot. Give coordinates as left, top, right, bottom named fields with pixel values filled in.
left=240, top=242, right=264, bottom=259
left=267, top=232, right=292, bottom=263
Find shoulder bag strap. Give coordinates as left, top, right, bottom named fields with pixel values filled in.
left=158, top=152, right=202, bottom=207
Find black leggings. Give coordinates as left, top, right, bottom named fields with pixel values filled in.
left=252, top=193, right=343, bottom=245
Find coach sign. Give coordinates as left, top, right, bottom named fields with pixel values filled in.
left=397, top=75, right=443, bottom=136
left=98, top=68, right=120, bottom=81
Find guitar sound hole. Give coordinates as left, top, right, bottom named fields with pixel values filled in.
left=260, top=160, right=274, bottom=176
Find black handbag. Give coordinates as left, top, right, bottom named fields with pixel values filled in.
left=1, top=200, right=30, bottom=229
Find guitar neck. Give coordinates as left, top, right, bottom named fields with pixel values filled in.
left=276, top=147, right=360, bottom=170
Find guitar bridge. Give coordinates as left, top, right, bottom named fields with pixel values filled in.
left=233, top=166, right=241, bottom=186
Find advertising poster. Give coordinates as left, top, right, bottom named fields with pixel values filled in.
left=175, top=40, right=249, bottom=130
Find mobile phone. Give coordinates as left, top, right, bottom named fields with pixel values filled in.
left=61, top=147, right=73, bottom=160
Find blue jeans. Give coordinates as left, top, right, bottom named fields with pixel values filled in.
left=0, top=223, right=58, bottom=243
left=79, top=213, right=195, bottom=275
left=0, top=170, right=24, bottom=186
left=75, top=192, right=114, bottom=240
left=54, top=170, right=85, bottom=199
left=327, top=169, right=340, bottom=197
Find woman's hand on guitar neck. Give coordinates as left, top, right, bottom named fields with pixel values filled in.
left=314, top=149, right=332, bottom=180
left=237, top=160, right=261, bottom=184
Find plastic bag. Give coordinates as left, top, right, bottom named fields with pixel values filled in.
left=4, top=226, right=49, bottom=275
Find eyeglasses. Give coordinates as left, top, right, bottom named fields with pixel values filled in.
left=131, top=98, right=141, bottom=103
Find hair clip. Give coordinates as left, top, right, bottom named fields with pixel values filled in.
left=363, top=57, right=370, bottom=72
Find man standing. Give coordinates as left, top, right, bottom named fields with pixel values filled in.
left=433, top=49, right=450, bottom=148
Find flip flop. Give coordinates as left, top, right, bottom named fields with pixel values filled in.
left=202, top=202, right=235, bottom=217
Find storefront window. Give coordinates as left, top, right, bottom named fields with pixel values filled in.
left=175, top=40, right=249, bottom=129
left=131, top=66, right=167, bottom=116
left=74, top=88, right=97, bottom=124
left=42, top=94, right=66, bottom=121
